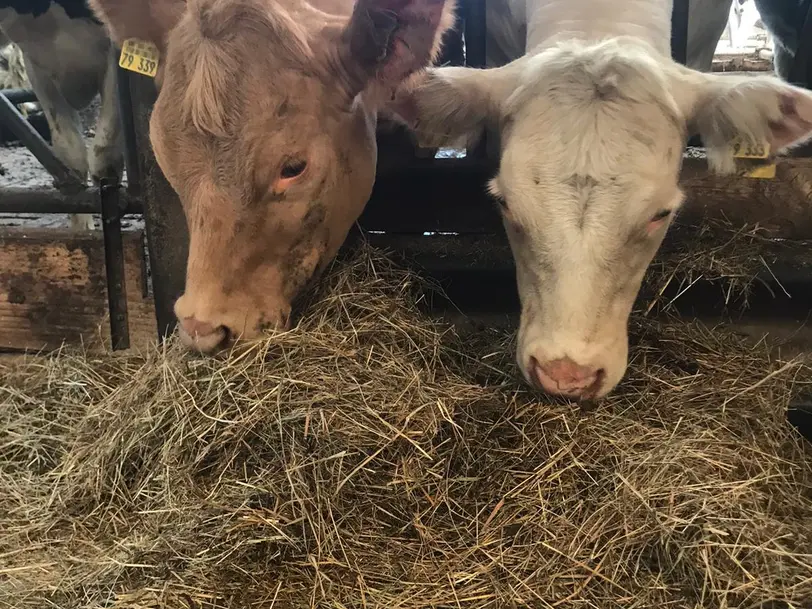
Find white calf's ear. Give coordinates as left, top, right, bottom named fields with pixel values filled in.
left=386, top=64, right=516, bottom=149
left=677, top=70, right=812, bottom=174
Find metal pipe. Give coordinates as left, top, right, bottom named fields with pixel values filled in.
left=0, top=186, right=142, bottom=215
left=114, top=51, right=143, bottom=198
left=100, top=178, right=131, bottom=350
left=126, top=69, right=189, bottom=341
left=0, top=92, right=84, bottom=189
left=0, top=88, right=37, bottom=105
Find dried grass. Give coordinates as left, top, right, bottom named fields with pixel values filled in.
left=647, top=217, right=812, bottom=312
left=1, top=247, right=811, bottom=609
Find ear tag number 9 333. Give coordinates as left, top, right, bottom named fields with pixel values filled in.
left=729, top=135, right=776, bottom=179
left=118, top=39, right=160, bottom=78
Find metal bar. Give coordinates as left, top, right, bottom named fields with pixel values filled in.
left=437, top=6, right=465, bottom=67
left=357, top=230, right=812, bottom=286
left=463, top=0, right=486, bottom=68
left=789, top=0, right=812, bottom=87
left=462, top=0, right=492, bottom=164
left=114, top=53, right=143, bottom=197
left=359, top=157, right=812, bottom=237
left=671, top=0, right=689, bottom=65
left=0, top=186, right=142, bottom=215
left=99, top=178, right=131, bottom=350
left=0, top=88, right=37, bottom=105
left=126, top=69, right=189, bottom=341
left=0, top=91, right=84, bottom=189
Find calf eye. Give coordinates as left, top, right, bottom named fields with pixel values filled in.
left=281, top=160, right=307, bottom=179
left=650, top=209, right=671, bottom=222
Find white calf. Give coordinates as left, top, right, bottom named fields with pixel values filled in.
left=0, top=1, right=124, bottom=230
left=391, top=0, right=812, bottom=399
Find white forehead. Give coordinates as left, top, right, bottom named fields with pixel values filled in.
left=497, top=40, right=685, bottom=196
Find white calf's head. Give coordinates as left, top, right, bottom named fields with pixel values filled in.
left=391, top=37, right=812, bottom=399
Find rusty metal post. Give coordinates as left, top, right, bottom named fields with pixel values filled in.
left=118, top=63, right=188, bottom=341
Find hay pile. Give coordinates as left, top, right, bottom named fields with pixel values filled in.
left=649, top=218, right=812, bottom=310
left=1, top=248, right=811, bottom=609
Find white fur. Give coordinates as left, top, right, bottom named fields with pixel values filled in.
left=397, top=0, right=812, bottom=398
left=0, top=4, right=124, bottom=231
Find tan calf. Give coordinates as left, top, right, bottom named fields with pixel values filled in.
left=89, top=0, right=456, bottom=351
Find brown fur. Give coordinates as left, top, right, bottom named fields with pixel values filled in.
left=89, top=0, right=456, bottom=351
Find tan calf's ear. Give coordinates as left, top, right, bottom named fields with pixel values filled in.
left=336, top=0, right=458, bottom=98
left=88, top=0, right=186, bottom=52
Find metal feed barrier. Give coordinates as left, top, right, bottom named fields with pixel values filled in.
left=1, top=0, right=812, bottom=352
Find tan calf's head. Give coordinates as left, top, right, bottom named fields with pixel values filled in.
left=391, top=37, right=812, bottom=399
left=90, top=0, right=455, bottom=351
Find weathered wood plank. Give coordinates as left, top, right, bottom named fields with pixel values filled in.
left=680, top=157, right=812, bottom=239
left=0, top=228, right=156, bottom=352
left=712, top=56, right=773, bottom=72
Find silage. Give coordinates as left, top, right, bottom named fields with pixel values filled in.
left=1, top=247, right=810, bottom=609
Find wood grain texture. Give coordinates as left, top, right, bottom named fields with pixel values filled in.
left=0, top=228, right=157, bottom=353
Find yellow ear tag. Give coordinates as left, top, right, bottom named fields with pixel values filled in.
left=729, top=135, right=775, bottom=179
left=118, top=39, right=160, bottom=78
left=742, top=163, right=776, bottom=179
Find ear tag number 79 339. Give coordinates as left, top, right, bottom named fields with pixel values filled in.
left=118, top=39, right=160, bottom=78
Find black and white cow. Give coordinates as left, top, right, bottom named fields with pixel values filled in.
left=0, top=0, right=124, bottom=230
left=755, top=0, right=811, bottom=80
left=690, top=0, right=811, bottom=80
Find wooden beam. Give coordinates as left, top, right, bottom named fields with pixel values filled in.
left=0, top=219, right=807, bottom=354
left=680, top=157, right=812, bottom=239
left=360, top=157, right=812, bottom=238
left=712, top=56, right=773, bottom=72
left=0, top=228, right=156, bottom=353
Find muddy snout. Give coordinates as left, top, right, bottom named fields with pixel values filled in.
left=177, top=316, right=230, bottom=353
left=174, top=293, right=292, bottom=354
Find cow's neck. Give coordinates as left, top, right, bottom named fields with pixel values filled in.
left=525, top=0, right=674, bottom=57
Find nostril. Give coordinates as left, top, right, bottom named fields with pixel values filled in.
left=180, top=317, right=218, bottom=339
left=530, top=356, right=543, bottom=386
left=178, top=316, right=230, bottom=353
left=590, top=368, right=607, bottom=390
